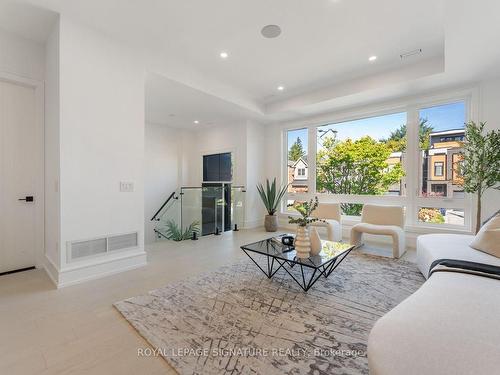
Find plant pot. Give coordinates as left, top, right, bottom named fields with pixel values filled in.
left=264, top=215, right=278, bottom=232
left=295, top=225, right=311, bottom=259
left=309, top=227, right=322, bottom=256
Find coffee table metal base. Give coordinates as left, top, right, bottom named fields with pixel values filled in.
left=242, top=248, right=352, bottom=292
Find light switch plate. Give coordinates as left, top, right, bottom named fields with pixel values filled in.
left=120, top=181, right=134, bottom=192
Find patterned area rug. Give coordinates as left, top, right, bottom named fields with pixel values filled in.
left=114, top=251, right=424, bottom=375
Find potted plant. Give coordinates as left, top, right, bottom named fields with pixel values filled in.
left=164, top=220, right=200, bottom=241
left=459, top=121, right=500, bottom=233
left=257, top=178, right=288, bottom=232
left=288, top=197, right=324, bottom=258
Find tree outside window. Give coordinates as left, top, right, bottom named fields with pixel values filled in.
left=316, top=112, right=407, bottom=215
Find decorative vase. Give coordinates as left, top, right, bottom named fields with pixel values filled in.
left=309, top=227, right=322, bottom=256
left=264, top=215, right=278, bottom=232
left=295, top=225, right=311, bottom=259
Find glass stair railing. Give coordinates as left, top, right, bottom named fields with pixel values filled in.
left=152, top=185, right=246, bottom=241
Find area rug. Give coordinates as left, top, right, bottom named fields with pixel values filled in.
left=114, top=251, right=425, bottom=375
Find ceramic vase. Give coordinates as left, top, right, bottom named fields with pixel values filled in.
left=309, top=227, right=322, bottom=256
left=295, top=225, right=311, bottom=258
left=264, top=215, right=278, bottom=232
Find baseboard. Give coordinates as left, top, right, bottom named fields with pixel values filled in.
left=43, top=249, right=147, bottom=288
left=43, top=255, right=60, bottom=286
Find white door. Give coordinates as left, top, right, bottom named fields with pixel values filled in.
left=0, top=79, right=38, bottom=273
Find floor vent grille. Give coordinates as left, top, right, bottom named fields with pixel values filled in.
left=67, top=232, right=138, bottom=262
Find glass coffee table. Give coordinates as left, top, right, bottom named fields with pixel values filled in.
left=241, top=234, right=355, bottom=292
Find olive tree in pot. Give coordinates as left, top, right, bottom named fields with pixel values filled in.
left=257, top=178, right=288, bottom=232
left=459, top=121, right=500, bottom=233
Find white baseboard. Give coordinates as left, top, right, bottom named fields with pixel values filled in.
left=43, top=255, right=59, bottom=286
left=43, top=249, right=147, bottom=288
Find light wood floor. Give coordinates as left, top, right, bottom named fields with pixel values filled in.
left=0, top=228, right=415, bottom=375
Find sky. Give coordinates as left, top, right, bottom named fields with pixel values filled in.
left=287, top=101, right=466, bottom=152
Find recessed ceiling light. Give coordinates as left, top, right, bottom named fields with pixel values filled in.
left=277, top=85, right=285, bottom=91
left=219, top=51, right=229, bottom=59
left=261, top=25, right=282, bottom=39
left=194, top=120, right=199, bottom=124
left=368, top=55, right=377, bottom=62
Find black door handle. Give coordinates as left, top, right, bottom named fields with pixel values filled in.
left=18, top=196, right=34, bottom=202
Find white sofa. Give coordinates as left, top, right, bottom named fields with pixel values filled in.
left=368, top=233, right=500, bottom=375
left=417, top=233, right=500, bottom=278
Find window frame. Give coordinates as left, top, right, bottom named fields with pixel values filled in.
left=434, top=161, right=444, bottom=177
left=281, top=89, right=476, bottom=232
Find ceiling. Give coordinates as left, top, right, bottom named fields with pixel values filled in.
left=3, top=0, right=500, bottom=127
left=146, top=73, right=263, bottom=128
left=19, top=0, right=445, bottom=100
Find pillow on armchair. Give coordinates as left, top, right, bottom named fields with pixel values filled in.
left=470, top=214, right=500, bottom=258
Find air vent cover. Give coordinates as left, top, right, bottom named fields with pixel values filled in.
left=71, top=238, right=107, bottom=259
left=108, top=233, right=138, bottom=251
left=67, top=232, right=139, bottom=262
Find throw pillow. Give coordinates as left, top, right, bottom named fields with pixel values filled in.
left=470, top=214, right=500, bottom=257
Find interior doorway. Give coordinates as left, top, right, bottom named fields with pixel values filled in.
left=201, top=152, right=232, bottom=235
left=0, top=78, right=41, bottom=274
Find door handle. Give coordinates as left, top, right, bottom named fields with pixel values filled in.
left=18, top=196, right=34, bottom=202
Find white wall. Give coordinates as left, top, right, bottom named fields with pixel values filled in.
left=478, top=77, right=500, bottom=221
left=50, top=17, right=146, bottom=285
left=44, top=20, right=60, bottom=268
left=245, top=121, right=267, bottom=227
left=0, top=28, right=45, bottom=81
left=175, top=122, right=268, bottom=229
left=180, top=124, right=247, bottom=187
left=144, top=123, right=181, bottom=244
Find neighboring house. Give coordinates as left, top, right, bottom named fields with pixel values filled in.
left=385, top=129, right=465, bottom=197
left=288, top=157, right=309, bottom=193
left=424, top=129, right=465, bottom=197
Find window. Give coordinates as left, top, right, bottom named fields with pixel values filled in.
left=283, top=97, right=470, bottom=230
left=418, top=207, right=464, bottom=226
left=287, top=128, right=308, bottom=193
left=203, top=152, right=232, bottom=182
left=419, top=102, right=465, bottom=198
left=434, top=161, right=444, bottom=177
left=316, top=112, right=406, bottom=215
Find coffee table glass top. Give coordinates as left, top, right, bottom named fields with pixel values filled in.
left=241, top=234, right=354, bottom=269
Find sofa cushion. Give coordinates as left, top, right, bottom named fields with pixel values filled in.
left=416, top=234, right=500, bottom=278
left=470, top=215, right=500, bottom=257
left=368, top=272, right=500, bottom=375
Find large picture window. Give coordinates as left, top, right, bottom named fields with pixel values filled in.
left=282, top=96, right=470, bottom=229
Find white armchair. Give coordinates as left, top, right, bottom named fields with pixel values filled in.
left=350, top=204, right=406, bottom=258
left=310, top=203, right=342, bottom=242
